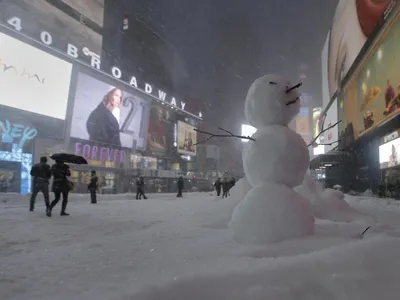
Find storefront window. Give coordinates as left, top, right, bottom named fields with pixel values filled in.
left=0, top=144, right=33, bottom=194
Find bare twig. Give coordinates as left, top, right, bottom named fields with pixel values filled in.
left=307, top=110, right=341, bottom=147
left=193, top=127, right=255, bottom=146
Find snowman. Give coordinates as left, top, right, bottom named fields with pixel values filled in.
left=228, top=74, right=315, bottom=244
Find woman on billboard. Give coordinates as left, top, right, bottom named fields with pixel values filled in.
left=86, top=87, right=122, bottom=147
left=388, top=144, right=398, bottom=168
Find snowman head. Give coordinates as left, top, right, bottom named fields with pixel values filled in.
left=245, top=74, right=302, bottom=128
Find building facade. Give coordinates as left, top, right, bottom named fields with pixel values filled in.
left=312, top=0, right=399, bottom=192
left=0, top=0, right=205, bottom=194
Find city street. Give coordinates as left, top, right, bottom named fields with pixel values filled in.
left=2, top=192, right=400, bottom=299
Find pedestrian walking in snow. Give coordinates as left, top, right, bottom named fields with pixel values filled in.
left=222, top=178, right=229, bottom=198
left=214, top=178, right=222, bottom=196
left=29, top=156, right=52, bottom=214
left=88, top=170, right=98, bottom=204
left=177, top=176, right=184, bottom=197
left=136, top=176, right=147, bottom=199
left=48, top=160, right=71, bottom=217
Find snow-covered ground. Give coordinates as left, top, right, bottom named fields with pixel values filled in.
left=2, top=192, right=400, bottom=300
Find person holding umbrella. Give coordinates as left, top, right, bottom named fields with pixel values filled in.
left=47, top=153, right=87, bottom=216
left=48, top=160, right=72, bottom=217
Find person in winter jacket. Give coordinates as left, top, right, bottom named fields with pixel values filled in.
left=222, top=178, right=230, bottom=198
left=230, top=177, right=236, bottom=188
left=30, top=156, right=52, bottom=213
left=136, top=176, right=147, bottom=199
left=229, top=177, right=236, bottom=195
left=48, top=160, right=71, bottom=217
left=214, top=178, right=222, bottom=196
left=177, top=176, right=184, bottom=197
left=88, top=170, right=98, bottom=204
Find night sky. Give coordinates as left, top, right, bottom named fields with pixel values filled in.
left=125, top=0, right=339, bottom=127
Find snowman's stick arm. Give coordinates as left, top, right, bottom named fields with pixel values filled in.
left=193, top=128, right=255, bottom=146
left=307, top=120, right=341, bottom=147
left=318, top=140, right=341, bottom=146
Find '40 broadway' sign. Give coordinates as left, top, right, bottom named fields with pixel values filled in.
left=2, top=15, right=202, bottom=119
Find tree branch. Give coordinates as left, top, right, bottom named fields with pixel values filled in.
left=193, top=127, right=255, bottom=146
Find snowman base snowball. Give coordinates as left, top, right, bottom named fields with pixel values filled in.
left=229, top=182, right=315, bottom=244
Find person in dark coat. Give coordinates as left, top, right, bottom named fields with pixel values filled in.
left=177, top=176, right=184, bottom=197
left=214, top=178, right=222, bottom=196
left=229, top=177, right=236, bottom=193
left=48, top=160, right=71, bottom=217
left=86, top=87, right=122, bottom=147
left=29, top=156, right=52, bottom=213
left=88, top=170, right=98, bottom=204
left=222, top=178, right=229, bottom=198
left=136, top=176, right=147, bottom=199
left=230, top=177, right=236, bottom=187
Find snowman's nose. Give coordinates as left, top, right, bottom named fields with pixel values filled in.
left=286, top=82, right=302, bottom=93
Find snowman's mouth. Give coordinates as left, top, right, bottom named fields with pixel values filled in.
left=286, top=97, right=299, bottom=106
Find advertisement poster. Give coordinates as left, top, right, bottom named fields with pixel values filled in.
left=327, top=0, right=393, bottom=100
left=0, top=0, right=104, bottom=57
left=146, top=104, right=172, bottom=156
left=312, top=107, right=325, bottom=155
left=324, top=99, right=339, bottom=152
left=0, top=32, right=72, bottom=120
left=177, top=121, right=197, bottom=156
left=379, top=137, right=400, bottom=169
left=312, top=107, right=322, bottom=143
left=321, top=32, right=330, bottom=107
left=295, top=108, right=310, bottom=137
left=357, top=17, right=400, bottom=135
left=70, top=72, right=150, bottom=150
left=131, top=154, right=157, bottom=170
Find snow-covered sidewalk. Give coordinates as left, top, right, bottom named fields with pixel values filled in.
left=1, top=192, right=400, bottom=300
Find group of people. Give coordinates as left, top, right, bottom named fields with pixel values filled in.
left=30, top=157, right=71, bottom=217
left=30, top=157, right=100, bottom=217
left=135, top=175, right=185, bottom=199
left=214, top=177, right=236, bottom=198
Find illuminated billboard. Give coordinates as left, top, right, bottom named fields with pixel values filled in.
left=177, top=121, right=197, bottom=156
left=326, top=0, right=394, bottom=100
left=312, top=107, right=325, bottom=155
left=0, top=32, right=72, bottom=120
left=69, top=72, right=150, bottom=150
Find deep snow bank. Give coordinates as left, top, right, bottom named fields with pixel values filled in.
left=131, top=235, right=400, bottom=300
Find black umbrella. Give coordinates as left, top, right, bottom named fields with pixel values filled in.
left=50, top=153, right=88, bottom=165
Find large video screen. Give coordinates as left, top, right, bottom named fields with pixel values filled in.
left=177, top=121, right=197, bottom=156
left=70, top=72, right=150, bottom=150
left=0, top=32, right=72, bottom=120
left=146, top=104, right=173, bottom=156
left=327, top=0, right=393, bottom=100
left=379, top=137, right=400, bottom=169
